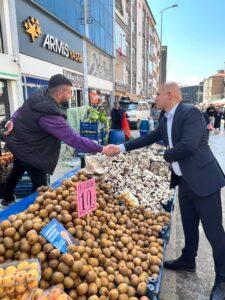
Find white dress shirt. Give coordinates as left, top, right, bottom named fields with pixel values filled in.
left=165, top=104, right=182, bottom=176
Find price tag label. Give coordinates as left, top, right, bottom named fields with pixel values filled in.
left=77, top=178, right=96, bottom=218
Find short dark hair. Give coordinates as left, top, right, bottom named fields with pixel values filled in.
left=48, top=74, right=72, bottom=89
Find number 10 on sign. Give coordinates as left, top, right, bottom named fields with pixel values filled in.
left=77, top=178, right=96, bottom=218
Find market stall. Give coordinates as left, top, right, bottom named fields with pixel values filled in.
left=0, top=147, right=176, bottom=300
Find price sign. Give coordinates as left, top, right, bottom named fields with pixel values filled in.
left=77, top=178, right=96, bottom=218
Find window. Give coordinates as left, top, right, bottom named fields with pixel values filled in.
left=33, top=0, right=85, bottom=35
left=142, top=34, right=145, bottom=52
left=115, top=23, right=126, bottom=55
left=33, top=0, right=114, bottom=56
left=126, top=41, right=130, bottom=57
left=89, top=0, right=114, bottom=55
left=132, top=19, right=136, bottom=34
left=132, top=74, right=136, bottom=94
left=126, top=69, right=131, bottom=85
left=132, top=47, right=136, bottom=64
left=116, top=0, right=123, bottom=15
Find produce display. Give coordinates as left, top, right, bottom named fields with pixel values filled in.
left=0, top=152, right=13, bottom=166
left=0, top=259, right=40, bottom=299
left=89, top=148, right=173, bottom=210
left=0, top=170, right=171, bottom=299
left=83, top=108, right=110, bottom=131
left=28, top=286, right=72, bottom=300
left=0, top=146, right=13, bottom=183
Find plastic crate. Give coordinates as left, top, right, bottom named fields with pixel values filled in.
left=80, top=122, right=99, bottom=131
left=146, top=242, right=167, bottom=299
left=80, top=132, right=99, bottom=140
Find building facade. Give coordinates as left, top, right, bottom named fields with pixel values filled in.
left=114, top=0, right=137, bottom=101
left=203, top=70, right=225, bottom=103
left=180, top=84, right=204, bottom=104
left=0, top=0, right=22, bottom=125
left=1, top=0, right=114, bottom=117
left=136, top=0, right=156, bottom=99
left=115, top=0, right=159, bottom=101
left=16, top=0, right=85, bottom=108
left=152, top=30, right=160, bottom=97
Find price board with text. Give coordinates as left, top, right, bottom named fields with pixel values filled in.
left=77, top=178, right=96, bottom=218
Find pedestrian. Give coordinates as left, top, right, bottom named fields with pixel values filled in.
left=202, top=111, right=211, bottom=141
left=2, top=74, right=114, bottom=206
left=206, top=103, right=216, bottom=125
left=214, top=109, right=223, bottom=131
left=109, top=82, right=225, bottom=300
left=110, top=102, right=126, bottom=130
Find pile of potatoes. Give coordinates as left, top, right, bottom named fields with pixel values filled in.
left=0, top=171, right=171, bottom=299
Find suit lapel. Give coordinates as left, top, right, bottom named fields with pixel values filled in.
left=171, top=102, right=183, bottom=144
left=162, top=116, right=169, bottom=146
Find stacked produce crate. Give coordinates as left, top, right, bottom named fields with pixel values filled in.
left=80, top=122, right=107, bottom=146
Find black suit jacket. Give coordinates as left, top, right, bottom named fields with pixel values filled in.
left=124, top=102, right=225, bottom=197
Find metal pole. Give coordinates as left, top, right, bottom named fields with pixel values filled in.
left=159, top=5, right=178, bottom=85
left=159, top=11, right=163, bottom=84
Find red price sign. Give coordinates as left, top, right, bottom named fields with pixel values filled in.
left=77, top=178, right=96, bottom=218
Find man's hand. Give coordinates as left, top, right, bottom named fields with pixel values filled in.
left=5, top=121, right=14, bottom=135
left=102, top=145, right=120, bottom=157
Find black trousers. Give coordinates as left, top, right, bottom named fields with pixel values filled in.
left=179, top=178, right=225, bottom=281
left=4, top=156, right=47, bottom=201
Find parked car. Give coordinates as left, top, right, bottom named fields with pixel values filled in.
left=119, top=100, right=153, bottom=129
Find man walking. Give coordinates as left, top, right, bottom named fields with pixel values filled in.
left=110, top=82, right=225, bottom=300
left=2, top=74, right=113, bottom=206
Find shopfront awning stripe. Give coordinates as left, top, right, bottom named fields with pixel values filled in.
left=0, top=71, right=19, bottom=78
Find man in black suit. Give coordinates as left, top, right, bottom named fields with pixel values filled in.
left=109, top=82, right=225, bottom=300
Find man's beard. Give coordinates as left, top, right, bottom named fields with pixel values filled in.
left=61, top=101, right=69, bottom=109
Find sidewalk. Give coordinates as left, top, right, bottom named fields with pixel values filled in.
left=160, top=130, right=225, bottom=300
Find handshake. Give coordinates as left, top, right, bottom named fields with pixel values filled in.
left=102, top=144, right=121, bottom=157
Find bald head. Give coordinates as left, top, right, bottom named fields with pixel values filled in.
left=155, top=81, right=182, bottom=111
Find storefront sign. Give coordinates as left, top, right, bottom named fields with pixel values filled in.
left=42, top=34, right=82, bottom=63
left=77, top=179, right=96, bottom=218
left=23, top=16, right=82, bottom=63
left=63, top=70, right=84, bottom=88
left=40, top=218, right=79, bottom=253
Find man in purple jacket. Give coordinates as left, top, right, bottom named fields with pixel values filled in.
left=2, top=74, right=113, bottom=206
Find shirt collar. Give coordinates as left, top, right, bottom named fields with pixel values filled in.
left=165, top=103, right=179, bottom=118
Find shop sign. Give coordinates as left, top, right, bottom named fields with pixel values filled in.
left=23, top=16, right=82, bottom=63
left=40, top=218, right=79, bottom=253
left=77, top=178, right=96, bottom=218
left=63, top=70, right=84, bottom=88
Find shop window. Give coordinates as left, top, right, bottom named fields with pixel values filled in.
left=0, top=81, right=10, bottom=124
left=22, top=76, right=48, bottom=101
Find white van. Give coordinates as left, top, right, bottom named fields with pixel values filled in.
left=120, top=100, right=154, bottom=128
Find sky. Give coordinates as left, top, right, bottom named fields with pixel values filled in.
left=147, top=0, right=225, bottom=85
